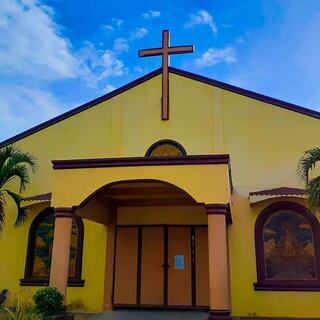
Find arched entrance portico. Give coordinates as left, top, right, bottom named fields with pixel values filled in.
left=49, top=155, right=232, bottom=319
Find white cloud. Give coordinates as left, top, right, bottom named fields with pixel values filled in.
left=102, top=24, right=114, bottom=32
left=113, top=38, right=129, bottom=53
left=0, top=1, right=131, bottom=141
left=185, top=10, right=217, bottom=34
left=0, top=85, right=64, bottom=140
left=112, top=18, right=123, bottom=27
left=130, top=27, right=148, bottom=40
left=104, top=84, right=116, bottom=93
left=78, top=42, right=128, bottom=88
left=134, top=66, right=143, bottom=73
left=142, top=10, right=161, bottom=19
left=0, top=0, right=78, bottom=80
left=102, top=17, right=123, bottom=33
left=195, top=47, right=237, bottom=68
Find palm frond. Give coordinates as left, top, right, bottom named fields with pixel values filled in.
left=0, top=190, right=6, bottom=232
left=297, top=147, right=320, bottom=183
left=0, top=165, right=30, bottom=192
left=5, top=189, right=28, bottom=227
left=0, top=144, right=17, bottom=169
left=4, top=150, right=37, bottom=174
left=306, top=176, right=320, bottom=213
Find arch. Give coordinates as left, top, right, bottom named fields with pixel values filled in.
left=145, top=139, right=187, bottom=157
left=20, top=207, right=84, bottom=287
left=76, top=178, right=199, bottom=210
left=254, top=201, right=320, bottom=291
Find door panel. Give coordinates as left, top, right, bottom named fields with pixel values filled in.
left=113, top=227, right=138, bottom=305
left=167, top=227, right=192, bottom=306
left=195, top=227, right=210, bottom=306
left=140, top=227, right=164, bottom=305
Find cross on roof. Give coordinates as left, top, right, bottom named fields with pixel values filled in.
left=138, top=30, right=194, bottom=120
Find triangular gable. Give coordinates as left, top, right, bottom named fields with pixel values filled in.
left=1, top=67, right=319, bottom=148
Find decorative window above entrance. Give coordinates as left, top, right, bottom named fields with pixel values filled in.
left=20, top=207, right=84, bottom=287
left=145, top=139, right=187, bottom=157
left=254, top=201, right=320, bottom=291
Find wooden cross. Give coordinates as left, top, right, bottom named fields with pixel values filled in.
left=138, top=30, right=194, bottom=120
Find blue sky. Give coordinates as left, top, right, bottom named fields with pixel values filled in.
left=1, top=0, right=320, bottom=141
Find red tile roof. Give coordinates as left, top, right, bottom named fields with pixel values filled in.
left=249, top=187, right=305, bottom=197
left=23, top=192, right=52, bottom=202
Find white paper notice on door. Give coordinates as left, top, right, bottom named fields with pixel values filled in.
left=174, top=255, right=184, bottom=269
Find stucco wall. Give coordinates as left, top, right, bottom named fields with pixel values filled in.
left=0, top=71, right=320, bottom=315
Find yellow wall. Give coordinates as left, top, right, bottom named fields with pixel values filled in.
left=1, top=71, right=320, bottom=315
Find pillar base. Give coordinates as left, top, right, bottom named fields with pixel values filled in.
left=208, top=309, right=231, bottom=320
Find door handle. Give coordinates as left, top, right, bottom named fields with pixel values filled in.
left=161, top=264, right=170, bottom=268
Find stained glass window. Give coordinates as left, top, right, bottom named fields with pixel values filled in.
left=263, top=209, right=316, bottom=280
left=146, top=140, right=186, bottom=157
left=21, top=208, right=84, bottom=286
left=254, top=202, right=320, bottom=291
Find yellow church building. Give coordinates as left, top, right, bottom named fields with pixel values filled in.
left=1, top=31, right=320, bottom=320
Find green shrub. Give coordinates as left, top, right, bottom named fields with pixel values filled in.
left=33, top=287, right=64, bottom=316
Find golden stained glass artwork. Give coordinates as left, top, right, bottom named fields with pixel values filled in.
left=263, top=210, right=316, bottom=280
left=149, top=144, right=184, bottom=157
left=32, top=213, right=78, bottom=278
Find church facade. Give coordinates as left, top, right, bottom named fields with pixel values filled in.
left=1, top=51, right=320, bottom=319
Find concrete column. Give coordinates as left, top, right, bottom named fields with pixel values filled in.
left=206, top=204, right=231, bottom=320
left=50, top=207, right=74, bottom=301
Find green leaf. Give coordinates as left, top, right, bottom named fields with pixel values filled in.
left=5, top=189, right=28, bottom=227
left=297, top=147, right=320, bottom=183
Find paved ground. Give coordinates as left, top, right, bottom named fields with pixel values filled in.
left=88, top=310, right=208, bottom=320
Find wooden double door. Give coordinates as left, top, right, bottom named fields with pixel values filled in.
left=113, top=225, right=209, bottom=309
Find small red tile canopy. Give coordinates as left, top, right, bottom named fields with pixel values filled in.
left=22, top=192, right=52, bottom=203
left=249, top=187, right=305, bottom=204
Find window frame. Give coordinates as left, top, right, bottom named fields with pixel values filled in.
left=254, top=201, right=320, bottom=291
left=20, top=207, right=85, bottom=287
left=145, top=139, right=187, bottom=157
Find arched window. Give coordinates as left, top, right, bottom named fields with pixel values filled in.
left=20, top=207, right=84, bottom=287
left=145, top=139, right=187, bottom=157
left=254, top=201, right=320, bottom=291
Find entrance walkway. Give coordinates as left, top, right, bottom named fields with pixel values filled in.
left=88, top=310, right=208, bottom=320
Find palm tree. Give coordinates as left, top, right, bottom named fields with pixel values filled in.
left=0, top=145, right=37, bottom=231
left=297, top=147, right=320, bottom=213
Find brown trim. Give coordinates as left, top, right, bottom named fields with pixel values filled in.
left=20, top=278, right=85, bottom=287
left=52, top=154, right=230, bottom=170
left=0, top=68, right=162, bottom=148
left=54, top=207, right=74, bottom=218
left=253, top=283, right=320, bottom=291
left=145, top=139, right=187, bottom=157
left=208, top=309, right=231, bottom=320
left=205, top=204, right=232, bottom=225
left=1, top=66, right=319, bottom=149
left=20, top=207, right=85, bottom=287
left=170, top=67, right=320, bottom=120
left=254, top=201, right=320, bottom=291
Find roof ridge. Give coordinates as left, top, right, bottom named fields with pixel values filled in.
left=169, top=66, right=320, bottom=119
left=1, top=66, right=319, bottom=148
left=0, top=68, right=162, bottom=148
